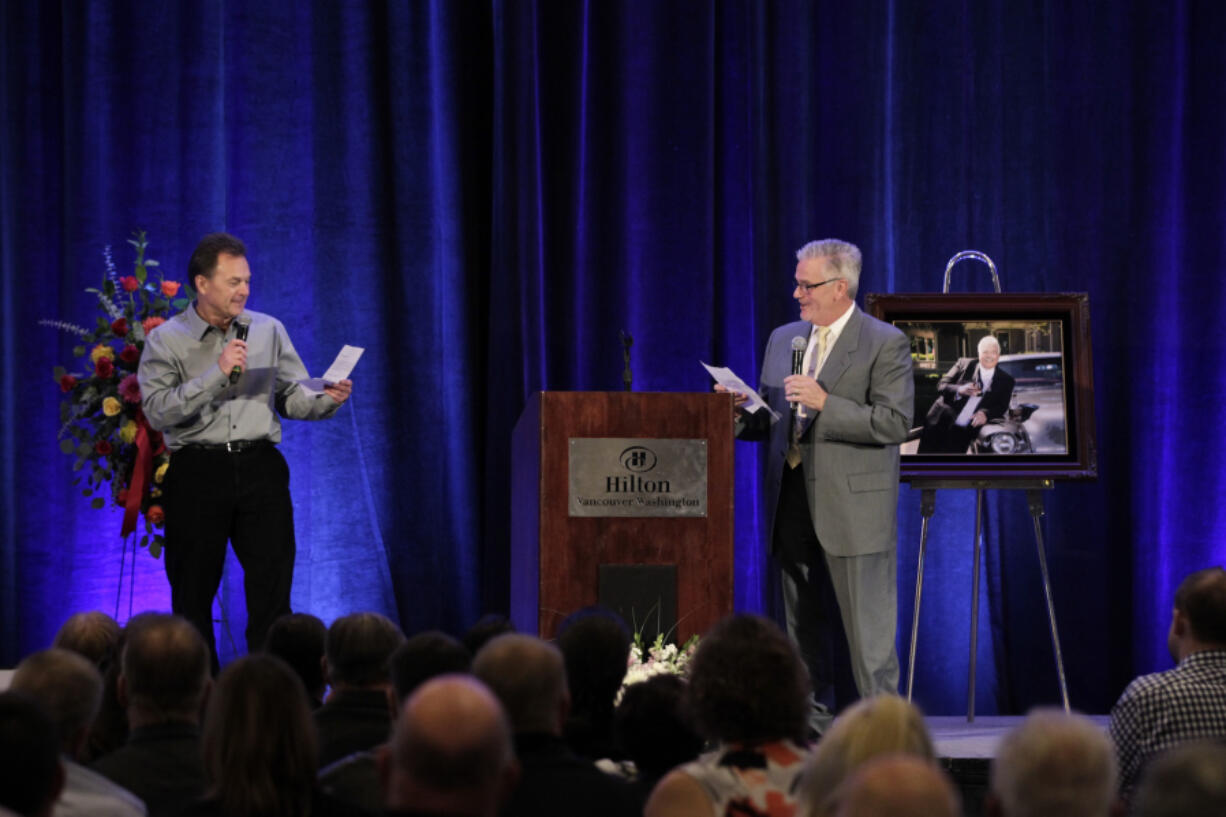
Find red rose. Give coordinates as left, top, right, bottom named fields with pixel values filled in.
left=142, top=316, right=166, bottom=334
left=119, top=374, right=142, bottom=403
left=111, top=318, right=129, bottom=337
left=120, top=276, right=140, bottom=292
left=59, top=374, right=78, bottom=392
left=119, top=345, right=140, bottom=365
left=161, top=280, right=181, bottom=297
left=95, top=356, right=114, bottom=379
left=95, top=440, right=112, bottom=455
left=146, top=505, right=165, bottom=525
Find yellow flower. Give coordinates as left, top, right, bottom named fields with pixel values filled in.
left=154, top=462, right=169, bottom=483
left=102, top=396, right=123, bottom=417
left=90, top=344, right=116, bottom=364
left=119, top=421, right=137, bottom=444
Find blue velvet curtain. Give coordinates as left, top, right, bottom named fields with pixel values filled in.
left=4, top=1, right=1225, bottom=716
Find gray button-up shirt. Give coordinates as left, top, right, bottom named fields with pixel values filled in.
left=138, top=305, right=338, bottom=451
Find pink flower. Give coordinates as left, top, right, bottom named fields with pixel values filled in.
left=146, top=505, right=165, bottom=525
left=120, top=276, right=139, bottom=292
left=119, top=374, right=142, bottom=403
left=142, top=316, right=166, bottom=334
left=160, top=280, right=181, bottom=297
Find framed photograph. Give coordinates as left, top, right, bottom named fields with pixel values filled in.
left=864, top=292, right=1097, bottom=481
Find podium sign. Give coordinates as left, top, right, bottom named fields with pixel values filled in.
left=568, top=438, right=707, bottom=517
left=511, top=392, right=734, bottom=640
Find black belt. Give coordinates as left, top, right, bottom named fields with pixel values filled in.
left=180, top=439, right=273, bottom=453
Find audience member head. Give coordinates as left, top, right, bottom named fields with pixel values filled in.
left=10, top=648, right=103, bottom=759
left=556, top=607, right=631, bottom=757
left=0, top=692, right=65, bottom=817
left=615, top=674, right=703, bottom=784
left=381, top=675, right=518, bottom=817
left=987, top=708, right=1117, bottom=817
left=201, top=654, right=317, bottom=817
left=1169, top=567, right=1226, bottom=659
left=52, top=611, right=120, bottom=672
left=462, top=614, right=515, bottom=656
left=390, top=630, right=472, bottom=703
left=263, top=613, right=327, bottom=706
left=800, top=694, right=935, bottom=817
left=831, top=754, right=960, bottom=817
left=324, top=612, right=405, bottom=689
left=119, top=612, right=210, bottom=726
left=472, top=634, right=569, bottom=735
left=1132, top=740, right=1226, bottom=817
left=686, top=614, right=810, bottom=745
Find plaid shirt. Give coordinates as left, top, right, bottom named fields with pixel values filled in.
left=1108, top=649, right=1226, bottom=795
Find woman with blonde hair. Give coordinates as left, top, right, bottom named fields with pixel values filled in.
left=799, top=694, right=937, bottom=817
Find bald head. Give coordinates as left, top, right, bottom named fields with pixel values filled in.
left=384, top=675, right=516, bottom=816
left=990, top=710, right=1116, bottom=817
left=833, top=755, right=959, bottom=817
left=472, top=634, right=568, bottom=734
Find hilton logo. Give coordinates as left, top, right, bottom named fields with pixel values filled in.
left=607, top=446, right=670, bottom=493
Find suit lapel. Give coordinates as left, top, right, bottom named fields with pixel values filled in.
left=817, top=308, right=862, bottom=387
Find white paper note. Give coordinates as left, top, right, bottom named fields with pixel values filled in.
left=701, top=362, right=781, bottom=423
left=298, top=345, right=364, bottom=395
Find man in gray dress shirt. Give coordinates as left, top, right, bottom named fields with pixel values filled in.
left=138, top=233, right=352, bottom=665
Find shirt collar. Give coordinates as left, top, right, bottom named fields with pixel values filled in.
left=813, top=301, right=856, bottom=341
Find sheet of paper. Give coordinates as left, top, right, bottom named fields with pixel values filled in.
left=298, top=344, right=364, bottom=395
left=701, top=362, right=781, bottom=423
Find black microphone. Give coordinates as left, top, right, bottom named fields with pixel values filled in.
left=790, top=336, right=807, bottom=407
left=229, top=317, right=250, bottom=385
left=620, top=330, right=633, bottom=392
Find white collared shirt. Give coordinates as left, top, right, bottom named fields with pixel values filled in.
left=978, top=364, right=996, bottom=390
left=803, top=302, right=856, bottom=375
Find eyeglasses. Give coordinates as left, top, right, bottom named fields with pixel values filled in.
left=796, top=277, right=842, bottom=292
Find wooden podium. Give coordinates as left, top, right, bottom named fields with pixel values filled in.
left=510, top=392, right=735, bottom=641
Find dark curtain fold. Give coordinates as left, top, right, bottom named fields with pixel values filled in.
left=4, top=0, right=1226, bottom=715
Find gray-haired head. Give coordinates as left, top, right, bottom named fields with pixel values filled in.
left=1133, top=741, right=1226, bottom=817
left=796, top=239, right=863, bottom=299
left=989, top=709, right=1117, bottom=817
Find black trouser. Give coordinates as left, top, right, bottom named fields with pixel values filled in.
left=163, top=443, right=295, bottom=668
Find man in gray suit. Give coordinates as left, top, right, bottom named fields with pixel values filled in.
left=721, top=239, right=913, bottom=718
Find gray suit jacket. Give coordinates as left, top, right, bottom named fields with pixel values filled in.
left=739, top=308, right=914, bottom=559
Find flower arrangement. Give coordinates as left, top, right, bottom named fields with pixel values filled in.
left=616, top=632, right=700, bottom=705
left=44, top=232, right=194, bottom=557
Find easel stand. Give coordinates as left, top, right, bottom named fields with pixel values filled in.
left=905, top=480, right=1071, bottom=720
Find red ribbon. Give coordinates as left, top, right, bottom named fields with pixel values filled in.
left=121, top=411, right=163, bottom=536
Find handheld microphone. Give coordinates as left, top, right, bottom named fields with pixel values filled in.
left=229, top=317, right=250, bottom=385
left=790, top=336, right=807, bottom=406
left=620, top=330, right=633, bottom=392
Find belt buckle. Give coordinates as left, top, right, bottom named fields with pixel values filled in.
left=225, top=440, right=235, bottom=453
